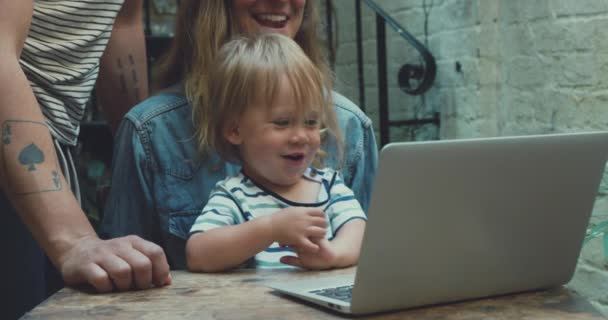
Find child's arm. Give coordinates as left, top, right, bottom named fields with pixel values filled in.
left=280, top=171, right=368, bottom=270
left=324, top=218, right=366, bottom=267
left=280, top=218, right=366, bottom=269
left=186, top=207, right=327, bottom=272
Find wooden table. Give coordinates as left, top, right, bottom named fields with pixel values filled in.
left=23, top=267, right=604, bottom=319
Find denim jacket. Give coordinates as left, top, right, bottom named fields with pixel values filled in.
left=100, top=86, right=378, bottom=268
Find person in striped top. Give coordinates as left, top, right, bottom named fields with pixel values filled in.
left=1, top=1, right=170, bottom=318
left=186, top=33, right=367, bottom=272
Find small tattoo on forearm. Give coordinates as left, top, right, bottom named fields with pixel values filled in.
left=2, top=120, right=62, bottom=195
left=120, top=73, right=127, bottom=93
left=2, top=123, right=11, bottom=144
left=128, top=54, right=135, bottom=65
left=52, top=170, right=61, bottom=189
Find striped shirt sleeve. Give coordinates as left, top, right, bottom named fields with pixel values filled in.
left=325, top=173, right=368, bottom=235
left=189, top=185, right=241, bottom=234
left=23, top=0, right=124, bottom=146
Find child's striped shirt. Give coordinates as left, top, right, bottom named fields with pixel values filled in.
left=189, top=167, right=367, bottom=268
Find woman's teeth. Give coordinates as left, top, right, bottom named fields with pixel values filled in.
left=258, top=14, right=287, bottom=22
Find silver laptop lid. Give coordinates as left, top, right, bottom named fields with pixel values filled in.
left=351, top=132, right=608, bottom=314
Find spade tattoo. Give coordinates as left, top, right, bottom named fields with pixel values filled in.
left=19, top=143, right=45, bottom=171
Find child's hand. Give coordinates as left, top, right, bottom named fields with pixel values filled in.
left=270, top=207, right=327, bottom=253
left=280, top=238, right=337, bottom=270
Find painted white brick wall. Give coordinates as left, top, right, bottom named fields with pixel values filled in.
left=332, top=0, right=608, bottom=315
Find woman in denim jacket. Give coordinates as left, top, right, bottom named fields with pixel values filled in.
left=100, top=0, right=378, bottom=269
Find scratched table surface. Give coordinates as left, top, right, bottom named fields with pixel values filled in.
left=23, top=267, right=605, bottom=319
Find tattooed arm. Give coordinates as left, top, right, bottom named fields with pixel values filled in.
left=0, top=1, right=170, bottom=292
left=96, top=0, right=149, bottom=136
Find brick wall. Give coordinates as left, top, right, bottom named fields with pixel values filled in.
left=332, top=0, right=608, bottom=314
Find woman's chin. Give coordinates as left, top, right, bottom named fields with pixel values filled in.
left=257, top=27, right=292, bottom=37
left=251, top=22, right=298, bottom=38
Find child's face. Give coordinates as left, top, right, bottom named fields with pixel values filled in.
left=225, top=79, right=321, bottom=189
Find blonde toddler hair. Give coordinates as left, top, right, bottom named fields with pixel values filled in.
left=202, top=33, right=342, bottom=167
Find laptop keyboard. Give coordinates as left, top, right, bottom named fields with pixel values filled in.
left=309, top=285, right=353, bottom=302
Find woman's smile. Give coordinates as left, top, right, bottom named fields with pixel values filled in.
left=254, top=13, right=289, bottom=28
left=233, top=0, right=306, bottom=38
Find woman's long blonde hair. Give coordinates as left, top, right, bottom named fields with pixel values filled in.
left=206, top=33, right=339, bottom=167
left=155, top=1, right=340, bottom=162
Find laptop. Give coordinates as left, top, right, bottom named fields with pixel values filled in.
left=269, top=131, right=608, bottom=315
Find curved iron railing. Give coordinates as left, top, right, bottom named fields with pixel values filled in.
left=355, top=0, right=439, bottom=146
left=362, top=0, right=436, bottom=95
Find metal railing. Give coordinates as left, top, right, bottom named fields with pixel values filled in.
left=356, top=0, right=439, bottom=146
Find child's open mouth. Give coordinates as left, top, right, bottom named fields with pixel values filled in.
left=283, top=154, right=304, bottom=161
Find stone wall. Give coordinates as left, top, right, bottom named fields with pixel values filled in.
left=331, top=0, right=608, bottom=315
